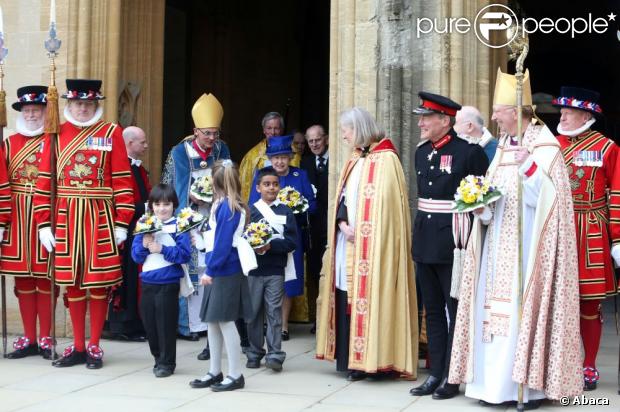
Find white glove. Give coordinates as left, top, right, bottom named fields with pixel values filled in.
left=191, top=229, right=205, bottom=251
left=114, top=227, right=128, bottom=246
left=477, top=206, right=493, bottom=225
left=611, top=244, right=620, bottom=267
left=39, top=227, right=56, bottom=252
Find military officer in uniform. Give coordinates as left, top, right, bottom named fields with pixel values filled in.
left=34, top=79, right=135, bottom=369
left=410, top=92, right=489, bottom=399
left=554, top=86, right=620, bottom=391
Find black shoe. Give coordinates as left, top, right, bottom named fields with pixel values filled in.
left=85, top=344, right=104, bottom=369
left=7, top=344, right=39, bottom=359
left=190, top=372, right=223, bottom=388
left=524, top=399, right=544, bottom=410
left=366, top=370, right=399, bottom=381
left=197, top=347, right=210, bottom=361
left=478, top=400, right=496, bottom=407
left=177, top=332, right=199, bottom=341
left=86, top=354, right=103, bottom=369
left=281, top=330, right=290, bottom=341
left=154, top=367, right=173, bottom=378
left=246, top=359, right=261, bottom=369
left=310, top=323, right=316, bottom=334
left=40, top=348, right=53, bottom=360
left=347, top=370, right=367, bottom=381
left=211, top=375, right=245, bottom=392
left=127, top=334, right=146, bottom=342
left=409, top=375, right=441, bottom=396
left=265, top=358, right=283, bottom=372
left=53, top=349, right=87, bottom=367
left=584, top=381, right=597, bottom=391
left=432, top=378, right=459, bottom=400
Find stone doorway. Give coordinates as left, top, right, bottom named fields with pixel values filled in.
left=161, top=0, right=331, bottom=163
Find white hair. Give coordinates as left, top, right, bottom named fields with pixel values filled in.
left=339, top=107, right=384, bottom=147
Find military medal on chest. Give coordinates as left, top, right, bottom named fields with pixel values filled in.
left=200, top=160, right=208, bottom=169
left=439, top=155, right=452, bottom=174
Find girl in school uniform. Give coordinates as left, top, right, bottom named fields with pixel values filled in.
left=131, top=184, right=192, bottom=378
left=189, top=159, right=253, bottom=392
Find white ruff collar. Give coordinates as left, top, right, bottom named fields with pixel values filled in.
left=15, top=114, right=44, bottom=137
left=63, top=106, right=104, bottom=128
left=557, top=118, right=596, bottom=137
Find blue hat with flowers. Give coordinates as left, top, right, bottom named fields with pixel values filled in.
left=266, top=135, right=294, bottom=157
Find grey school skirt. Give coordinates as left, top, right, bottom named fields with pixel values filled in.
left=199, top=271, right=252, bottom=323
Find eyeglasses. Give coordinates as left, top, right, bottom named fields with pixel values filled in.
left=196, top=129, right=220, bottom=138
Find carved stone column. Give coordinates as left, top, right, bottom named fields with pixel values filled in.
left=328, top=0, right=506, bottom=216
left=66, top=0, right=122, bottom=122
left=118, top=0, right=165, bottom=182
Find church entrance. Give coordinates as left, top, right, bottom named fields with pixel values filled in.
left=161, top=0, right=330, bottom=163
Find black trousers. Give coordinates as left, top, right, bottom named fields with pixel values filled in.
left=416, top=262, right=457, bottom=380
left=335, top=288, right=351, bottom=372
left=306, top=235, right=326, bottom=322
left=140, top=282, right=180, bottom=371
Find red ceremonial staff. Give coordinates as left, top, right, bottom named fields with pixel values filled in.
left=0, top=5, right=8, bottom=358
left=43, top=0, right=61, bottom=361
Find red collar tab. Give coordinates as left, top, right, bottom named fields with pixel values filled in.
left=192, top=140, right=211, bottom=160
left=421, top=100, right=458, bottom=117
left=432, top=134, right=452, bottom=150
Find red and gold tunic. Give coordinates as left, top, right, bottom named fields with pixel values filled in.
left=0, top=133, right=49, bottom=277
left=558, top=129, right=620, bottom=300
left=33, top=121, right=135, bottom=288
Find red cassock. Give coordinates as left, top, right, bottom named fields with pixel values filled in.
left=33, top=121, right=135, bottom=288
left=558, top=130, right=620, bottom=300
left=0, top=133, right=48, bottom=276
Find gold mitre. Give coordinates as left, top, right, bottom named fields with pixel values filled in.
left=191, top=93, right=223, bottom=128
left=493, top=68, right=532, bottom=107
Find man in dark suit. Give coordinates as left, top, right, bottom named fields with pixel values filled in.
left=105, top=126, right=151, bottom=341
left=300, top=125, right=329, bottom=332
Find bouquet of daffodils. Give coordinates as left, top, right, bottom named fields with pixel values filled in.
left=277, top=186, right=309, bottom=214
left=176, top=207, right=205, bottom=233
left=134, top=213, right=163, bottom=234
left=453, top=175, right=502, bottom=213
left=243, top=219, right=274, bottom=249
left=190, top=175, right=214, bottom=203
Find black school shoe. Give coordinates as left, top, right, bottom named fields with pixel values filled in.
left=197, top=346, right=210, bottom=361
left=154, top=367, right=173, bottom=378
left=265, top=358, right=283, bottom=372
left=189, top=372, right=223, bottom=388
left=177, top=332, right=199, bottom=341
left=211, top=375, right=245, bottom=392
left=53, top=346, right=87, bottom=367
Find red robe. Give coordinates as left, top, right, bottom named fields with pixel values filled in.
left=558, top=130, right=620, bottom=299
left=0, top=133, right=48, bottom=276
left=33, top=121, right=135, bottom=288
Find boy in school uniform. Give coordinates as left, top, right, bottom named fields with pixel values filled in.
left=245, top=167, right=297, bottom=371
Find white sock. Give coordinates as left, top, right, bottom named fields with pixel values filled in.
left=206, top=322, right=223, bottom=377
left=220, top=321, right=242, bottom=383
